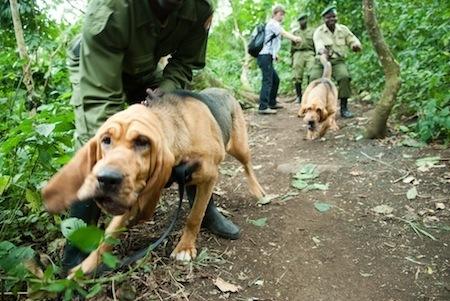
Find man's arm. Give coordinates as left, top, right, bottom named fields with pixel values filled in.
left=313, top=27, right=326, bottom=55
left=344, top=26, right=362, bottom=52
left=281, top=29, right=302, bottom=43
left=78, top=0, right=129, bottom=131
left=159, top=13, right=213, bottom=92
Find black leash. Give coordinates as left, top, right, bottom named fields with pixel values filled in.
left=93, top=162, right=199, bottom=276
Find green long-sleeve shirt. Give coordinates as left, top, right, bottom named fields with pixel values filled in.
left=79, top=0, right=213, bottom=105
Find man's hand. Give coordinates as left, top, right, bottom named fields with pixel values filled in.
left=352, top=44, right=362, bottom=52
left=293, top=36, right=302, bottom=44
left=141, top=88, right=164, bottom=106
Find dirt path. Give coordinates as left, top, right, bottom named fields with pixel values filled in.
left=107, top=99, right=450, bottom=301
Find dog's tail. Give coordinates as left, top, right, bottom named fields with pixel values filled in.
left=319, top=55, right=332, bottom=79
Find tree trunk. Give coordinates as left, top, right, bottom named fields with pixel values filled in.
left=9, top=0, right=35, bottom=105
left=363, top=0, right=401, bottom=138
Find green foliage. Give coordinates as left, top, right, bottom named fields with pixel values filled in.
left=208, top=0, right=449, bottom=142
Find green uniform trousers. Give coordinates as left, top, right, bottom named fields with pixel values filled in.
left=292, top=50, right=315, bottom=83
left=309, top=58, right=352, bottom=99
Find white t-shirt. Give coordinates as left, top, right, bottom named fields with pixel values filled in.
left=259, top=19, right=282, bottom=58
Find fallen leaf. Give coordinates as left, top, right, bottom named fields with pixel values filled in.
left=401, top=137, right=426, bottom=148
left=435, top=202, right=445, bottom=210
left=312, top=236, right=321, bottom=246
left=257, top=194, right=278, bottom=205
left=416, top=156, right=441, bottom=172
left=307, top=183, right=329, bottom=191
left=350, top=170, right=362, bottom=176
left=314, top=202, right=332, bottom=213
left=371, top=205, right=394, bottom=215
left=360, top=272, right=373, bottom=277
left=402, top=176, right=416, bottom=184
left=254, top=279, right=264, bottom=286
left=292, top=179, right=309, bottom=190
left=214, top=277, right=242, bottom=293
left=406, top=187, right=418, bottom=200
left=423, top=216, right=439, bottom=224
left=248, top=217, right=267, bottom=227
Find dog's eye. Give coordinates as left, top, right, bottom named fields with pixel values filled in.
left=134, top=136, right=150, bottom=149
left=102, top=136, right=112, bottom=145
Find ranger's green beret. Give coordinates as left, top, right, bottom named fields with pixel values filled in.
left=321, top=5, right=337, bottom=16
left=297, top=13, right=308, bottom=21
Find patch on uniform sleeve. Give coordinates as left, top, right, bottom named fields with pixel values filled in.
left=204, top=15, right=213, bottom=30
left=85, top=0, right=114, bottom=36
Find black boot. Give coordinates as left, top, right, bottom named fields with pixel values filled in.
left=340, top=98, right=354, bottom=118
left=295, top=82, right=302, bottom=104
left=186, top=186, right=240, bottom=240
left=61, top=200, right=101, bottom=272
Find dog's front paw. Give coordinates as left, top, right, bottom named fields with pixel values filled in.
left=330, top=124, right=339, bottom=131
left=170, top=244, right=197, bottom=262
left=67, top=264, right=82, bottom=279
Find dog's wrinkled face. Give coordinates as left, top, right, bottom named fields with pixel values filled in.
left=299, top=103, right=324, bottom=131
left=77, top=120, right=153, bottom=215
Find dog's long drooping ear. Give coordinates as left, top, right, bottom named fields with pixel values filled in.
left=298, top=106, right=307, bottom=118
left=317, top=108, right=329, bottom=122
left=42, top=138, right=100, bottom=213
left=137, top=135, right=174, bottom=221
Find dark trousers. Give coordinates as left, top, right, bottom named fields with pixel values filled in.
left=257, top=54, right=279, bottom=110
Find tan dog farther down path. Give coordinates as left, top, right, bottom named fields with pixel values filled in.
left=42, top=88, right=265, bottom=276
left=298, top=59, right=339, bottom=140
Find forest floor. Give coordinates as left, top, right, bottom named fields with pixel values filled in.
left=92, top=97, right=449, bottom=301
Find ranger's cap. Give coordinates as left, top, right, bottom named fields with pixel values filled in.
left=297, top=13, right=308, bottom=21
left=321, top=5, right=337, bottom=16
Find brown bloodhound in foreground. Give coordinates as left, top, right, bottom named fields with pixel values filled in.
left=42, top=88, right=265, bottom=276
left=298, top=59, right=339, bottom=140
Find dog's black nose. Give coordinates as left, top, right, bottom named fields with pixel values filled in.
left=307, top=120, right=315, bottom=130
left=97, top=169, right=123, bottom=189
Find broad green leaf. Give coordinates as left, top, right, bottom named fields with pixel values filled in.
left=68, top=226, right=104, bottom=253
left=61, top=218, right=87, bottom=239
left=0, top=176, right=11, bottom=196
left=86, top=283, right=102, bottom=298
left=314, top=202, right=331, bottom=212
left=43, top=281, right=70, bottom=293
left=35, top=123, right=56, bottom=137
left=25, top=189, right=41, bottom=212
left=102, top=252, right=120, bottom=269
left=406, top=186, right=418, bottom=200
left=248, top=217, right=267, bottom=227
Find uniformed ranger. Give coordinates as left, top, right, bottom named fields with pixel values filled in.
left=64, top=0, right=240, bottom=270
left=309, top=6, right=362, bottom=118
left=291, top=13, right=315, bottom=104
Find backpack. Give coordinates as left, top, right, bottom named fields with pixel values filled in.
left=247, top=23, right=277, bottom=57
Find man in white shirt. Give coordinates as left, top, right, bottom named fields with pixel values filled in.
left=257, top=5, right=302, bottom=114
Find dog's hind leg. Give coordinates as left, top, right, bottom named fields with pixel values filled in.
left=226, top=104, right=265, bottom=199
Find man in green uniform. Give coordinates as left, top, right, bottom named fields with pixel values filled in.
left=64, top=0, right=240, bottom=270
left=291, top=13, right=315, bottom=104
left=309, top=6, right=362, bottom=118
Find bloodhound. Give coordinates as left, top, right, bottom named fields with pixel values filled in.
left=42, top=88, right=265, bottom=276
left=298, top=59, right=339, bottom=140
